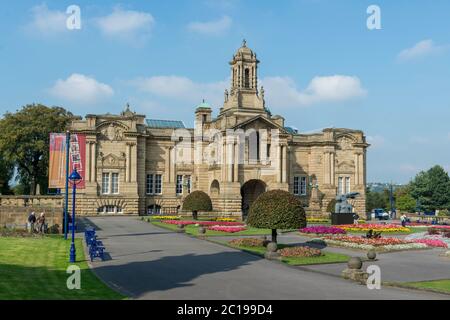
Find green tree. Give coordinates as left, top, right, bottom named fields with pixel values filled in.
left=182, top=191, right=213, bottom=220
left=0, top=104, right=73, bottom=195
left=366, top=188, right=387, bottom=212
left=410, top=165, right=450, bottom=211
left=396, top=194, right=416, bottom=213
left=247, top=190, right=306, bottom=243
left=0, top=155, right=14, bottom=194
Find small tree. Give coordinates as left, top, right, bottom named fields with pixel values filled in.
left=182, top=191, right=212, bottom=220
left=247, top=190, right=306, bottom=243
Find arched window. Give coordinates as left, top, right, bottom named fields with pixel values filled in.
left=210, top=180, right=220, bottom=196
left=244, top=68, right=250, bottom=88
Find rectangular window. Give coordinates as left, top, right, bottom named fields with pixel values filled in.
left=155, top=174, right=162, bottom=194
left=267, top=144, right=271, bottom=159
left=300, top=176, right=307, bottom=196
left=111, top=173, right=119, bottom=194
left=102, top=173, right=110, bottom=194
left=338, top=177, right=344, bottom=195
left=176, top=175, right=183, bottom=195
left=293, top=176, right=299, bottom=195
left=345, top=177, right=351, bottom=194
left=185, top=175, right=191, bottom=194
left=146, top=174, right=154, bottom=195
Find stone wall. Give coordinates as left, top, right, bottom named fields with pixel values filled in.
left=0, top=195, right=63, bottom=230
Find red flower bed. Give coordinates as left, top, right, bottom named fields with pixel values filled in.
left=162, top=220, right=244, bottom=226
left=324, top=235, right=411, bottom=246
left=207, top=226, right=247, bottom=233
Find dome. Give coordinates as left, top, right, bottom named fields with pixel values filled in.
left=195, top=100, right=212, bottom=110
left=235, top=39, right=254, bottom=56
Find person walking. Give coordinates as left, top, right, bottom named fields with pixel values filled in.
left=37, top=212, right=46, bottom=234
left=27, top=211, right=36, bottom=233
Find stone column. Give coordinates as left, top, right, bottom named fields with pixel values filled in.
left=227, top=139, right=234, bottom=182
left=234, top=142, right=239, bottom=182
left=130, top=143, right=137, bottom=183
left=277, top=144, right=282, bottom=183
left=165, top=146, right=171, bottom=184
left=91, top=142, right=97, bottom=182
left=126, top=143, right=131, bottom=182
left=282, top=145, right=288, bottom=183
left=354, top=153, right=360, bottom=186
left=170, top=146, right=176, bottom=183
left=330, top=152, right=335, bottom=185
left=86, top=141, right=91, bottom=182
left=221, top=138, right=227, bottom=182
left=260, top=130, right=267, bottom=165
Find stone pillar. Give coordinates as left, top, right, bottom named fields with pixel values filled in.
left=330, top=152, right=335, bottom=186
left=130, top=143, right=137, bottom=183
left=170, top=146, right=176, bottom=183
left=91, top=142, right=97, bottom=182
left=126, top=143, right=131, bottom=182
left=86, top=141, right=91, bottom=182
left=227, top=138, right=234, bottom=182
left=354, top=153, right=360, bottom=186
left=282, top=145, right=288, bottom=183
left=277, top=144, right=282, bottom=183
left=260, top=130, right=267, bottom=165
left=234, top=142, right=239, bottom=182
left=165, top=146, right=171, bottom=184
left=221, top=139, right=227, bottom=181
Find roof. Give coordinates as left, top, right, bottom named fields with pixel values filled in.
left=284, top=126, right=299, bottom=135
left=146, top=119, right=186, bottom=129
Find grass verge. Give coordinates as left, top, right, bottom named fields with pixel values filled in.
left=0, top=235, right=125, bottom=300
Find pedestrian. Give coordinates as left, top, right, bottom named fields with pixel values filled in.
left=27, top=211, right=36, bottom=233
left=400, top=213, right=407, bottom=228
left=353, top=213, right=360, bottom=224
left=37, top=212, right=46, bottom=234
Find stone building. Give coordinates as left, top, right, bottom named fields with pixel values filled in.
left=70, top=41, right=369, bottom=218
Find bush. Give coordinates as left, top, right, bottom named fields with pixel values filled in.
left=247, top=189, right=306, bottom=242
left=182, top=191, right=212, bottom=220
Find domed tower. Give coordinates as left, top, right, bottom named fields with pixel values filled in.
left=221, top=40, right=265, bottom=114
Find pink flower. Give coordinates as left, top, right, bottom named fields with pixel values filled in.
left=299, top=226, right=346, bottom=234
left=413, top=239, right=448, bottom=248
left=207, top=226, right=247, bottom=233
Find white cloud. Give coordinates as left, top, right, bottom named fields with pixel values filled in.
left=397, top=39, right=448, bottom=61
left=95, top=7, right=155, bottom=42
left=27, top=3, right=67, bottom=35
left=49, top=74, right=114, bottom=104
left=262, top=75, right=367, bottom=108
left=187, top=16, right=232, bottom=35
left=131, top=76, right=227, bottom=107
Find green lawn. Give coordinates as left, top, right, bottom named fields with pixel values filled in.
left=0, top=236, right=125, bottom=300
left=149, top=220, right=272, bottom=236
left=228, top=244, right=349, bottom=266
left=403, top=279, right=450, bottom=294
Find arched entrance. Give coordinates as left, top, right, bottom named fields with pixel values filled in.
left=241, top=180, right=266, bottom=218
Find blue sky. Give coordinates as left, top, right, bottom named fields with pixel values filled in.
left=1, top=0, right=450, bottom=184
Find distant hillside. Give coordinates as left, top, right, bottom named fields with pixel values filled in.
left=367, top=182, right=405, bottom=193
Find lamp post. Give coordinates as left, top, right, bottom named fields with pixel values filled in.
left=68, top=168, right=82, bottom=263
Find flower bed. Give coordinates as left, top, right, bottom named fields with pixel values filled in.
left=152, top=215, right=181, bottom=220
left=207, top=226, right=247, bottom=233
left=307, top=218, right=330, bottom=224
left=414, top=239, right=448, bottom=248
left=228, top=238, right=265, bottom=247
left=216, top=217, right=237, bottom=222
left=299, top=226, right=346, bottom=235
left=320, top=235, right=427, bottom=252
left=162, top=220, right=244, bottom=226
left=336, top=223, right=410, bottom=233
left=278, top=246, right=323, bottom=258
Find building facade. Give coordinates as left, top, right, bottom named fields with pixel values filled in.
left=70, top=42, right=369, bottom=218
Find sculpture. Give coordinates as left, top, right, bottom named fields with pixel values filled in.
left=335, top=192, right=360, bottom=214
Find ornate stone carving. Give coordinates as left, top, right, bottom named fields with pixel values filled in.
left=100, top=123, right=124, bottom=141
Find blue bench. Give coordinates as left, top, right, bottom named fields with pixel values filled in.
left=89, top=242, right=105, bottom=261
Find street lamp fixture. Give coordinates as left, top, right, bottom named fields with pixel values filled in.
left=68, top=168, right=82, bottom=263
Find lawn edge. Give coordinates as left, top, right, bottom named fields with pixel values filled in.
left=383, top=281, right=450, bottom=296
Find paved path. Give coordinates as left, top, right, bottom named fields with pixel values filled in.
left=84, top=217, right=449, bottom=300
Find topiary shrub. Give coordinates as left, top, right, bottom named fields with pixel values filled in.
left=182, top=191, right=213, bottom=220
left=247, top=189, right=306, bottom=243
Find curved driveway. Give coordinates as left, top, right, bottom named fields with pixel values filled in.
left=85, top=217, right=449, bottom=300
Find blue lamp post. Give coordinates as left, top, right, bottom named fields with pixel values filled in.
left=68, top=168, right=82, bottom=263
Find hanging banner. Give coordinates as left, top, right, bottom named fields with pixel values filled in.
left=48, top=133, right=86, bottom=189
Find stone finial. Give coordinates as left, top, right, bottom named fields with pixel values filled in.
left=242, top=39, right=247, bottom=47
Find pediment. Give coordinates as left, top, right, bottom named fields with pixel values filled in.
left=100, top=153, right=126, bottom=167
left=232, top=115, right=289, bottom=134
left=97, top=121, right=129, bottom=141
